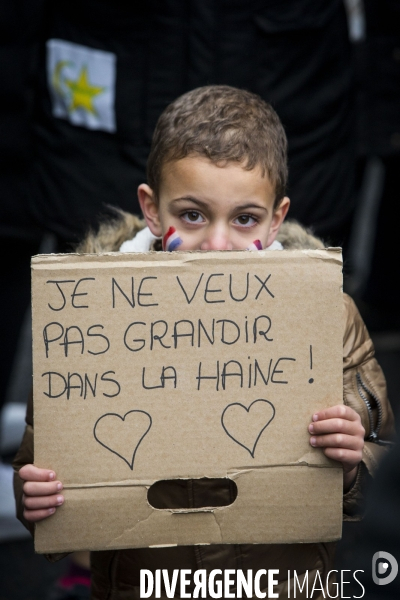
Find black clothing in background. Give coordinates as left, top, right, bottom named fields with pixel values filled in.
left=357, top=0, right=400, bottom=157
left=30, top=0, right=356, bottom=246
left=0, top=1, right=44, bottom=414
left=355, top=0, right=400, bottom=329
left=0, top=0, right=44, bottom=244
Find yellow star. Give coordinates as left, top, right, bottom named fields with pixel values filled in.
left=64, top=65, right=105, bottom=115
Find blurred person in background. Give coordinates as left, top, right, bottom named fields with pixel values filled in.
left=351, top=0, right=400, bottom=332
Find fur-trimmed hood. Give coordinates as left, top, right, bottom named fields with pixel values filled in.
left=76, top=208, right=325, bottom=254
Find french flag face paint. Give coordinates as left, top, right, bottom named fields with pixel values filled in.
left=246, top=239, right=263, bottom=251
left=163, top=226, right=183, bottom=251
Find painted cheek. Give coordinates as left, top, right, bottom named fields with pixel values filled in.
left=162, top=226, right=183, bottom=251
left=246, top=239, right=263, bottom=251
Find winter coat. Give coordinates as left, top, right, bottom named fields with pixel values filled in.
left=13, top=213, right=395, bottom=600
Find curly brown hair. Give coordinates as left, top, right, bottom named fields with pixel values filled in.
left=147, top=85, right=288, bottom=207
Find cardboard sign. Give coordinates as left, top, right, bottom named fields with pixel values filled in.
left=32, top=249, right=344, bottom=553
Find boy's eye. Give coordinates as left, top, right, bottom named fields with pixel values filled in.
left=182, top=211, right=204, bottom=223
left=234, top=214, right=257, bottom=227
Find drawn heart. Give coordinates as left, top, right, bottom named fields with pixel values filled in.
left=221, top=399, right=275, bottom=458
left=93, top=410, right=152, bottom=470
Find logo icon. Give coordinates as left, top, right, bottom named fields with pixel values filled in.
left=372, top=551, right=398, bottom=586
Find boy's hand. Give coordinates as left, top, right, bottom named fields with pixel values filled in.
left=308, top=405, right=365, bottom=492
left=19, top=464, right=64, bottom=522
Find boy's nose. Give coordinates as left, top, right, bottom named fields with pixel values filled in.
left=200, top=226, right=233, bottom=251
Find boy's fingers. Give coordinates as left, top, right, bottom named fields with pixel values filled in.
left=309, top=417, right=364, bottom=437
left=23, top=493, right=64, bottom=511
left=312, top=405, right=359, bottom=423
left=322, top=447, right=363, bottom=469
left=23, top=480, right=63, bottom=497
left=19, top=464, right=56, bottom=483
left=23, top=507, right=57, bottom=523
left=309, top=433, right=363, bottom=451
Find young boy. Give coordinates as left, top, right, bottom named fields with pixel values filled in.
left=15, top=86, right=394, bottom=599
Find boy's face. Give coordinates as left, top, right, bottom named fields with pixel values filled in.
left=138, top=157, right=290, bottom=251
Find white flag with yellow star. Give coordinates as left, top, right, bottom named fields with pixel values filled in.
left=47, top=39, right=116, bottom=133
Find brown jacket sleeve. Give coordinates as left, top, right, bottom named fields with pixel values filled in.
left=342, top=293, right=395, bottom=519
